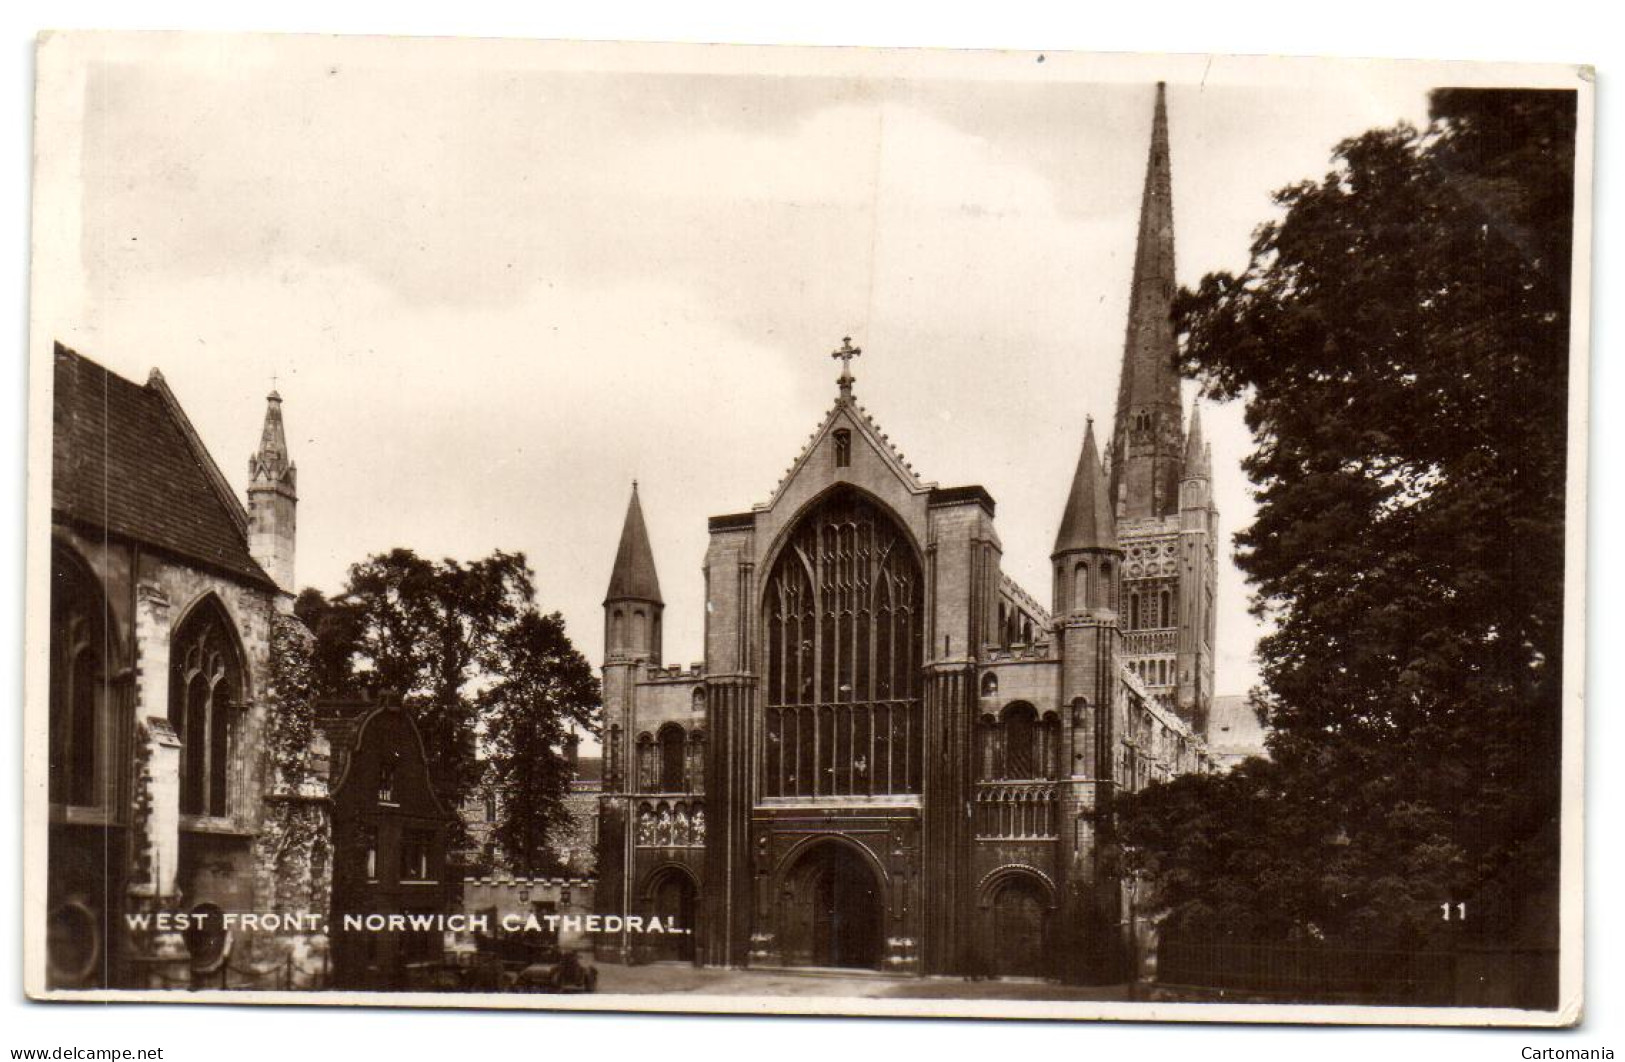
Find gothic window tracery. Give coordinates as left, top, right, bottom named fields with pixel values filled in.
left=169, top=597, right=245, bottom=817
left=763, top=489, right=923, bottom=797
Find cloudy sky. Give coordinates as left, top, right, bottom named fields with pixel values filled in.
left=36, top=37, right=1468, bottom=698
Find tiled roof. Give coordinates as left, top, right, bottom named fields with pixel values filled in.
left=53, top=343, right=275, bottom=588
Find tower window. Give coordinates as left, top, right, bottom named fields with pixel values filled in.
left=833, top=429, right=852, bottom=468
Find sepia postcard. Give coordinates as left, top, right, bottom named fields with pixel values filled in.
left=24, top=32, right=1592, bottom=1025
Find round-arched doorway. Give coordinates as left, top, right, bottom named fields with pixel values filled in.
left=778, top=840, right=885, bottom=971
left=645, top=867, right=698, bottom=963
left=983, top=874, right=1053, bottom=978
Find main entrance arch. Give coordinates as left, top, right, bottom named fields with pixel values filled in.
left=777, top=840, right=885, bottom=970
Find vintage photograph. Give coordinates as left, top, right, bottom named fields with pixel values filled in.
left=25, top=34, right=1589, bottom=1024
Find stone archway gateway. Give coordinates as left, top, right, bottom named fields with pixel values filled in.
left=778, top=840, right=885, bottom=971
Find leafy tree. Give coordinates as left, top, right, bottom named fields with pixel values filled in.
left=300, top=549, right=599, bottom=866
left=480, top=611, right=598, bottom=874
left=1121, top=89, right=1577, bottom=951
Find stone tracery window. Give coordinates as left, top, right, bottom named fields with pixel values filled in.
left=169, top=597, right=245, bottom=817
left=763, top=489, right=924, bottom=797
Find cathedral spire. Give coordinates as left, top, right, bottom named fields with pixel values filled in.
left=1110, top=81, right=1186, bottom=521
left=1053, top=418, right=1118, bottom=556
left=605, top=481, right=663, bottom=606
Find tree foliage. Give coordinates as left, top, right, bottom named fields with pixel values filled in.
left=480, top=611, right=598, bottom=875
left=297, top=549, right=600, bottom=870
left=1120, top=89, right=1576, bottom=949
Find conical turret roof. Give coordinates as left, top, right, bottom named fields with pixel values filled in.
left=605, top=483, right=662, bottom=605
left=1054, top=420, right=1118, bottom=555
left=251, top=388, right=292, bottom=481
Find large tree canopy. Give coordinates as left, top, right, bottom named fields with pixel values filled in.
left=1120, top=89, right=1577, bottom=951
left=296, top=549, right=599, bottom=871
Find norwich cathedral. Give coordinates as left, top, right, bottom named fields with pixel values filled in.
left=593, top=84, right=1225, bottom=982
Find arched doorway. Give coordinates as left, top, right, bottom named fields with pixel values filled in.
left=779, top=841, right=884, bottom=970
left=985, top=875, right=1052, bottom=978
left=645, top=867, right=698, bottom=963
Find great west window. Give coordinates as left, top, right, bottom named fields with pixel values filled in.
left=763, top=489, right=924, bottom=797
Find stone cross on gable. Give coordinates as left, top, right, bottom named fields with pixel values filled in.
left=832, top=336, right=861, bottom=397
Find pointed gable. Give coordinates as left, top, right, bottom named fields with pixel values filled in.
left=606, top=484, right=662, bottom=605
left=762, top=393, right=931, bottom=514
left=1054, top=420, right=1118, bottom=555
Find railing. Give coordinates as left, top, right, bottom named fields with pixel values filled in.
left=1156, top=935, right=1471, bottom=1005
left=972, top=781, right=1058, bottom=840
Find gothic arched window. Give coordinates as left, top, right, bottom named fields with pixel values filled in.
left=658, top=723, right=687, bottom=792
left=833, top=429, right=852, bottom=468
left=763, top=488, right=923, bottom=797
left=1160, top=589, right=1172, bottom=628
left=1073, top=563, right=1089, bottom=612
left=49, top=546, right=112, bottom=808
left=169, top=597, right=245, bottom=817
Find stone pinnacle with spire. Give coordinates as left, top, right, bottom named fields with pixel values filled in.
left=1182, top=398, right=1209, bottom=477
left=605, top=481, right=663, bottom=606
left=1053, top=418, right=1119, bottom=556
left=247, top=384, right=298, bottom=596
left=1109, top=81, right=1187, bottom=521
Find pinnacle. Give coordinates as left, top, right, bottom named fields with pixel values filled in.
left=1053, top=419, right=1118, bottom=555
left=606, top=483, right=663, bottom=605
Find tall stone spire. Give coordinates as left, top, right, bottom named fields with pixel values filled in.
left=247, top=387, right=298, bottom=596
left=605, top=482, right=663, bottom=606
left=1110, top=82, right=1186, bottom=521
left=1053, top=419, right=1118, bottom=556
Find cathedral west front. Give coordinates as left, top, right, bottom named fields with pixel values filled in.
left=594, top=83, right=1221, bottom=984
